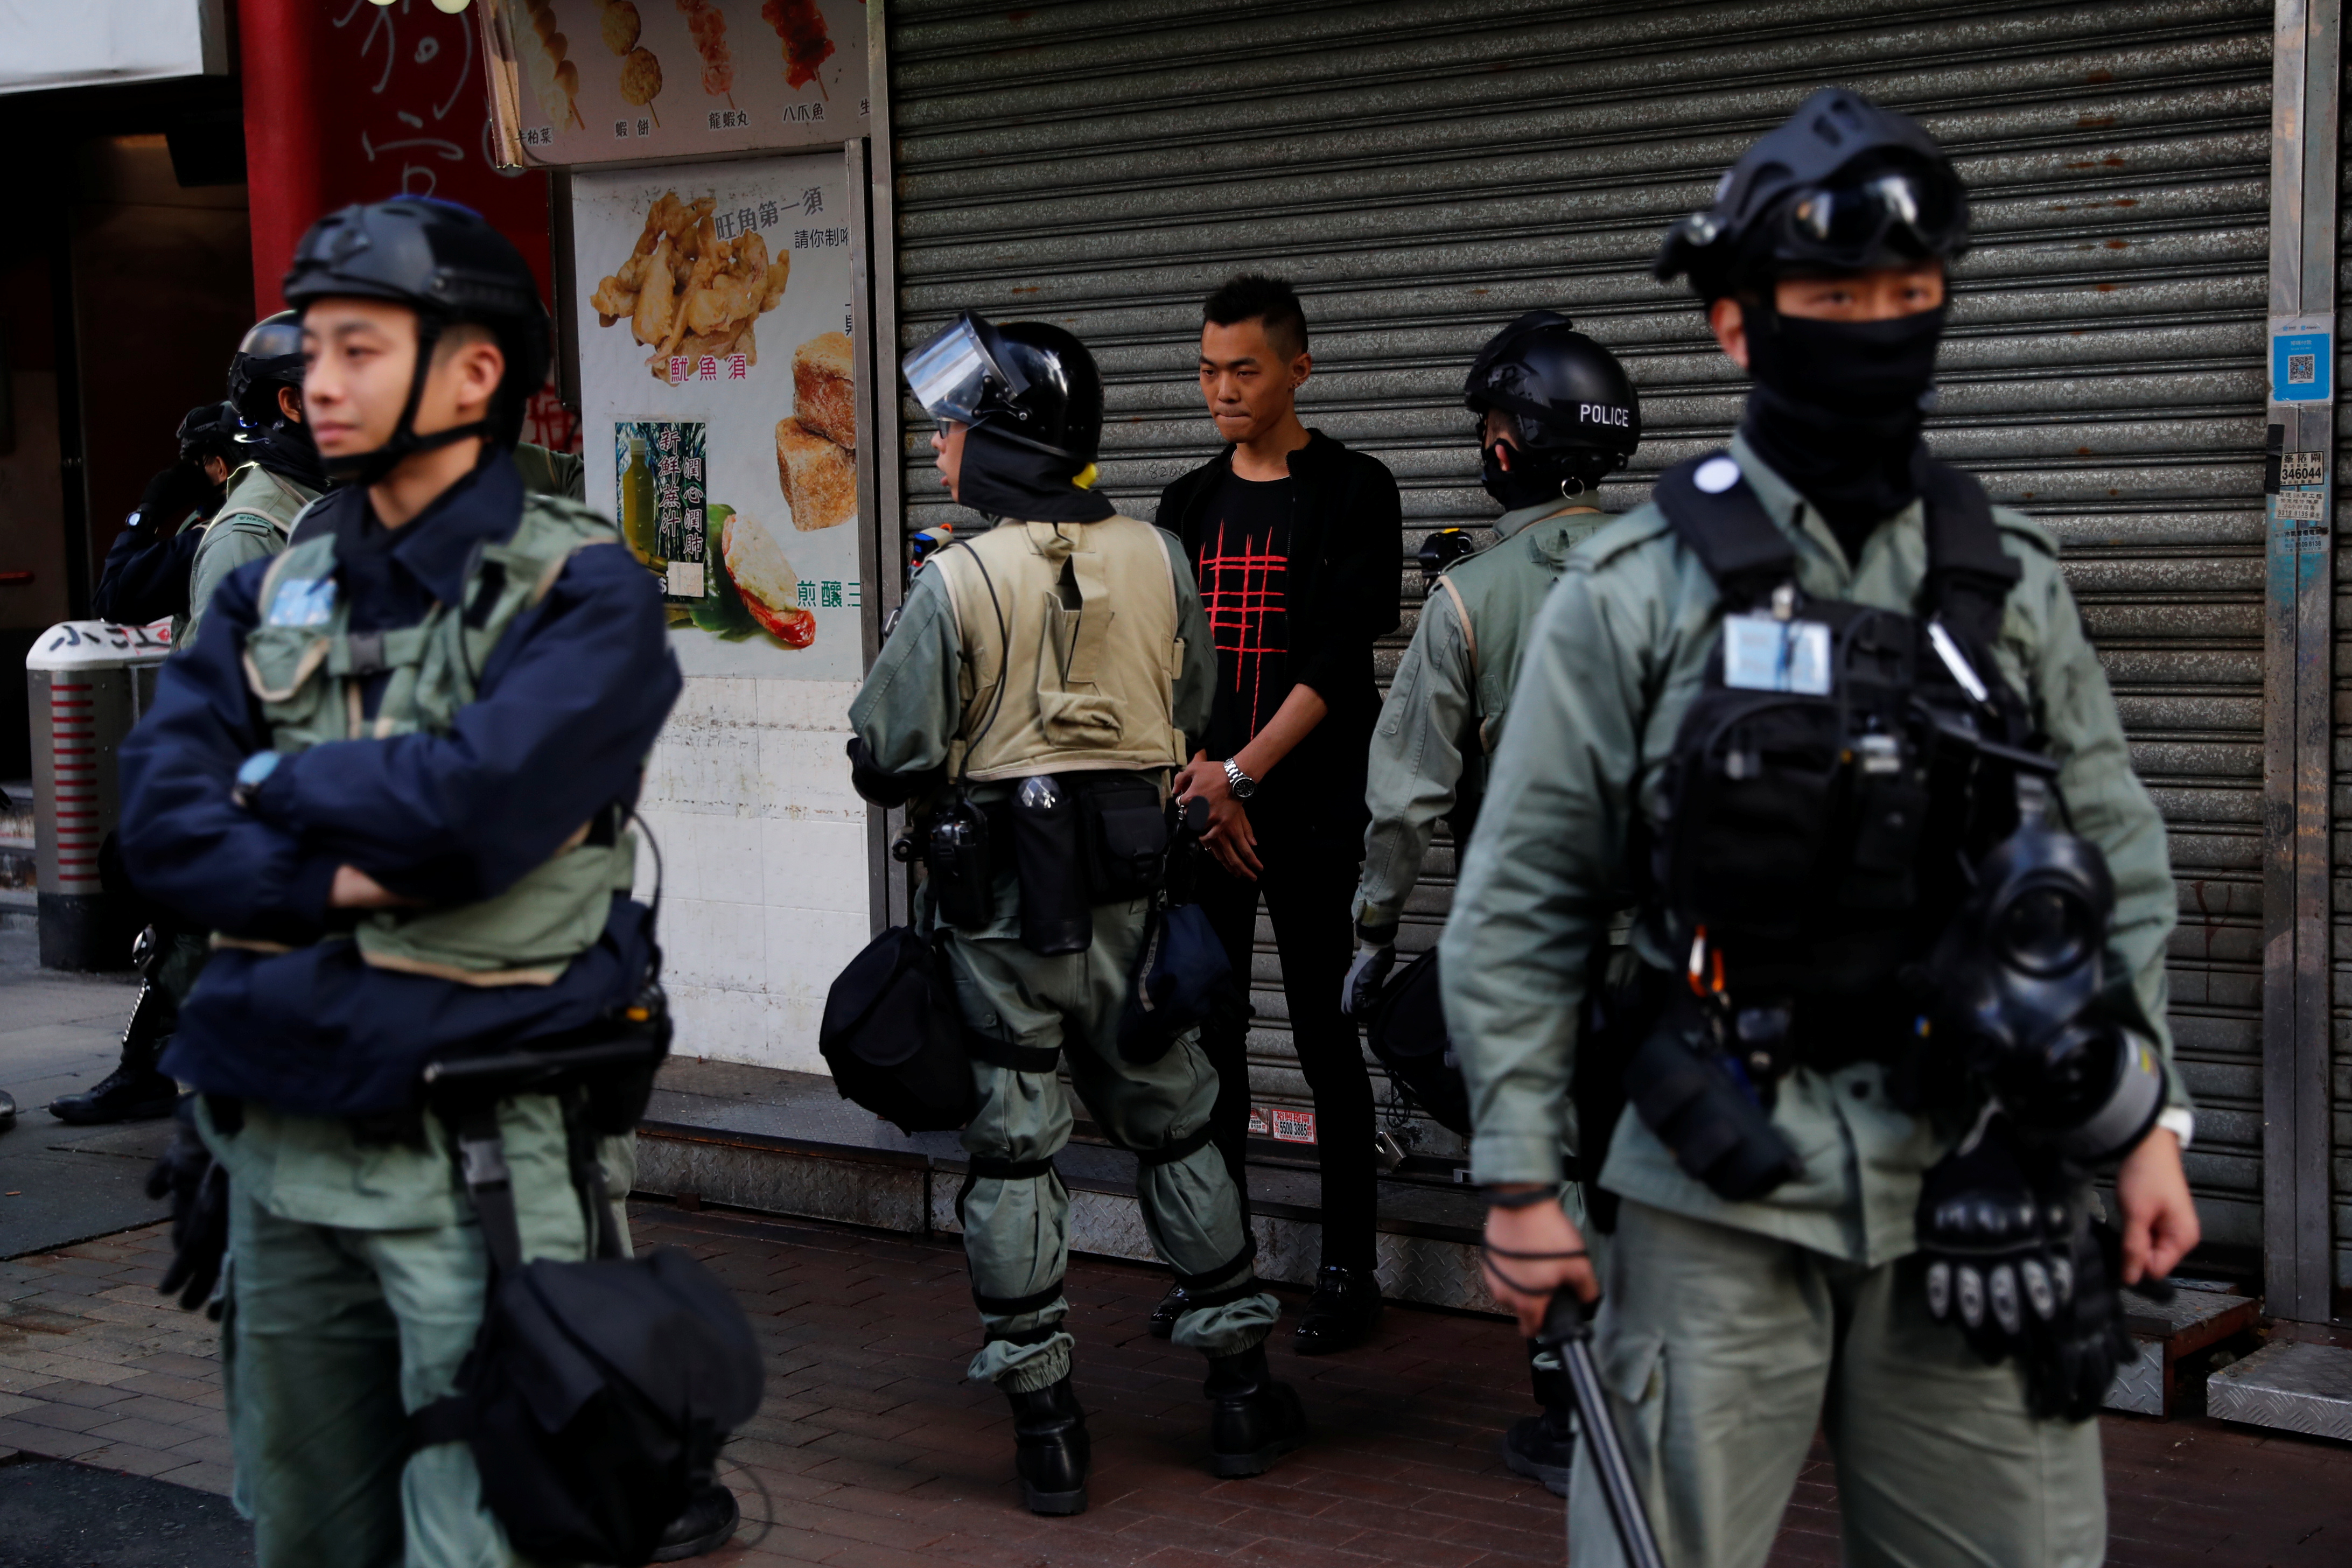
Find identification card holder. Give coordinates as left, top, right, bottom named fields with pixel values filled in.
left=1721, top=614, right=1831, bottom=695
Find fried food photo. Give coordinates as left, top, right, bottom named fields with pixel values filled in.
left=591, top=191, right=793, bottom=384
left=519, top=1, right=582, bottom=130
left=599, top=0, right=641, bottom=54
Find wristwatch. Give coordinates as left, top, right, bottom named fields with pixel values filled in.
left=1222, top=758, right=1257, bottom=800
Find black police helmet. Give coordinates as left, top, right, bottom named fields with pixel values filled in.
left=903, top=312, right=1103, bottom=468
left=228, top=310, right=306, bottom=427
left=176, top=401, right=246, bottom=469
left=1655, top=88, right=1969, bottom=300
left=283, top=198, right=551, bottom=477
left=1464, top=310, right=1641, bottom=466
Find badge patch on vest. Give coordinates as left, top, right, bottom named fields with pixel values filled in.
left=267, top=578, right=338, bottom=628
left=1721, top=614, right=1831, bottom=695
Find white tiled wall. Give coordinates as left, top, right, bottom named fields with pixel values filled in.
left=633, top=675, right=871, bottom=1073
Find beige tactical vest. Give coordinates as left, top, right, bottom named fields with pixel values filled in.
left=234, top=494, right=638, bottom=985
left=928, top=514, right=1187, bottom=781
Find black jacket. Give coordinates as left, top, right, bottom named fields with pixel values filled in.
left=1155, top=429, right=1402, bottom=831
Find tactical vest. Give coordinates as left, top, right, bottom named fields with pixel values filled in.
left=173, top=462, right=322, bottom=644
left=237, top=495, right=637, bottom=985
left=928, top=515, right=1188, bottom=782
left=1645, top=451, right=2036, bottom=1043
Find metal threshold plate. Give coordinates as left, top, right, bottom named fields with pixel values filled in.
left=2207, top=1341, right=2352, bottom=1441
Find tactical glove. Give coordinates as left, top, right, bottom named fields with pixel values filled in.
left=1918, top=1118, right=2069, bottom=1365
left=1341, top=943, right=1396, bottom=1018
left=2021, top=1216, right=2145, bottom=1423
left=145, top=1102, right=229, bottom=1317
left=129, top=461, right=216, bottom=535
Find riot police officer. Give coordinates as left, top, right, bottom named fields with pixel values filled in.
left=115, top=198, right=719, bottom=1565
left=1340, top=313, right=1639, bottom=1496
left=1444, top=90, right=2200, bottom=1566
left=849, top=312, right=1304, bottom=1514
left=178, top=311, right=327, bottom=646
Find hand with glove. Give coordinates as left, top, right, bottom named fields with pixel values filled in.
left=144, top=1100, right=229, bottom=1317
left=127, top=460, right=220, bottom=537
left=2022, top=1215, right=2146, bottom=1422
left=1341, top=940, right=1396, bottom=1018
left=1917, top=1118, right=2073, bottom=1364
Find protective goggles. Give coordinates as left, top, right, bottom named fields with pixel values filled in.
left=1770, top=169, right=1964, bottom=271
left=901, top=311, right=1020, bottom=425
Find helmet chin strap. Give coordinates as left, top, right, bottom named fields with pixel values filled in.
left=323, top=314, right=494, bottom=487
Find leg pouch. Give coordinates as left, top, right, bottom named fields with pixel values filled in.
left=1080, top=773, right=1170, bottom=903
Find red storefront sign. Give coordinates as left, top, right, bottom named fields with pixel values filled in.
left=238, top=0, right=575, bottom=449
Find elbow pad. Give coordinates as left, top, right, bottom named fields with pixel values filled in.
left=846, top=735, right=943, bottom=808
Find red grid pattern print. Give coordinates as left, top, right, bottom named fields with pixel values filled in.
left=1198, top=515, right=1290, bottom=736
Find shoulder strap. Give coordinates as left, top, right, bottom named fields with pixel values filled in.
left=1916, top=462, right=2020, bottom=647
left=1649, top=453, right=1797, bottom=610
left=1437, top=575, right=1476, bottom=676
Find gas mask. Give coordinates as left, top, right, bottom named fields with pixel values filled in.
left=1927, top=778, right=2168, bottom=1164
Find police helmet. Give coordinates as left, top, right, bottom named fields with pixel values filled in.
left=1464, top=311, right=1641, bottom=470
left=1654, top=88, right=1970, bottom=300
left=902, top=312, right=1104, bottom=466
left=283, top=198, right=551, bottom=482
left=176, top=400, right=246, bottom=469
left=228, top=310, right=305, bottom=428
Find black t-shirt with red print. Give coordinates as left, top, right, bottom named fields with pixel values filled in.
left=1196, top=470, right=1296, bottom=759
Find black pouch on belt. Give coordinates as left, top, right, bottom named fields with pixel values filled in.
left=1080, top=773, right=1170, bottom=902
left=925, top=793, right=995, bottom=930
left=1010, top=774, right=1091, bottom=955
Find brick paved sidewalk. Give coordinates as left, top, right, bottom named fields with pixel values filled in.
left=2, top=1205, right=2346, bottom=1566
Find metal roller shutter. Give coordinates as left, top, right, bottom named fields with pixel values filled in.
left=886, top=0, right=2271, bottom=1258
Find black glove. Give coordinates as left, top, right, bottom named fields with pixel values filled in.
left=144, top=1102, right=228, bottom=1317
left=1341, top=942, right=1395, bottom=1018
left=129, top=461, right=217, bottom=535
left=2021, top=1216, right=2144, bottom=1422
left=1918, top=1121, right=2067, bottom=1364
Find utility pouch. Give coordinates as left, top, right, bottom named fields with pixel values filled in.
left=1010, top=774, right=1091, bottom=956
left=1574, top=950, right=1665, bottom=1232
left=1657, top=691, right=1845, bottom=941
left=1623, top=989, right=1803, bottom=1203
left=1080, top=773, right=1169, bottom=903
left=926, top=795, right=995, bottom=930
left=818, top=926, right=976, bottom=1132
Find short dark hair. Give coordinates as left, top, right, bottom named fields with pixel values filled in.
left=1203, top=274, right=1308, bottom=360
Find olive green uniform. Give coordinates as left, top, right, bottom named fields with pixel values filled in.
left=849, top=520, right=1281, bottom=1392
left=1441, top=436, right=2188, bottom=1568
left=182, top=463, right=323, bottom=647
left=1353, top=498, right=1606, bottom=935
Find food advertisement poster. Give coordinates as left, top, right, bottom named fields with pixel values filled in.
left=481, top=0, right=867, bottom=167
left=573, top=152, right=864, bottom=679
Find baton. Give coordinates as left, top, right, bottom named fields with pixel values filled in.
left=1536, top=1289, right=1666, bottom=1568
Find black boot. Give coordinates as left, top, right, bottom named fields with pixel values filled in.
left=1502, top=1405, right=1577, bottom=1497
left=1149, top=1283, right=1189, bottom=1340
left=649, top=1481, right=741, bottom=1561
left=1005, top=1374, right=1090, bottom=1515
left=49, top=1062, right=181, bottom=1126
left=1204, top=1342, right=1307, bottom=1478
left=1290, top=1265, right=1382, bottom=1355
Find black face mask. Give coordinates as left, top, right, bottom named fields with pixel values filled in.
left=256, top=417, right=328, bottom=492
left=1739, top=302, right=1946, bottom=552
left=1480, top=441, right=1595, bottom=511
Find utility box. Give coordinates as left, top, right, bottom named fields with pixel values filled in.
left=25, top=620, right=172, bottom=970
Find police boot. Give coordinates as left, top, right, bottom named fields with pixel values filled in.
left=48, top=1062, right=181, bottom=1126
left=649, top=1481, right=741, bottom=1561
left=1149, top=1283, right=1189, bottom=1339
left=1291, top=1265, right=1382, bottom=1355
left=1204, top=1341, right=1307, bottom=1478
left=1502, top=1339, right=1576, bottom=1496
left=1004, top=1374, right=1090, bottom=1515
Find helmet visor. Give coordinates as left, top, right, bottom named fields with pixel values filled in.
left=1774, top=169, right=1964, bottom=272
left=902, top=312, right=1019, bottom=426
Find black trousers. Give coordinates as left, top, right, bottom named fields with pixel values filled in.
left=1195, top=820, right=1377, bottom=1273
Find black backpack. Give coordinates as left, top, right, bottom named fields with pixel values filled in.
left=412, top=1093, right=766, bottom=1567
left=1364, top=949, right=1473, bottom=1137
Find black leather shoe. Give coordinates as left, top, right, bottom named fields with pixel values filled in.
left=0, top=1091, right=16, bottom=1135
left=649, top=1481, right=740, bottom=1560
left=1204, top=1342, right=1307, bottom=1478
left=1149, top=1284, right=1189, bottom=1340
left=49, top=1065, right=180, bottom=1126
left=1290, top=1265, right=1382, bottom=1355
left=1006, top=1375, right=1090, bottom=1515
left=1502, top=1405, right=1576, bottom=1497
